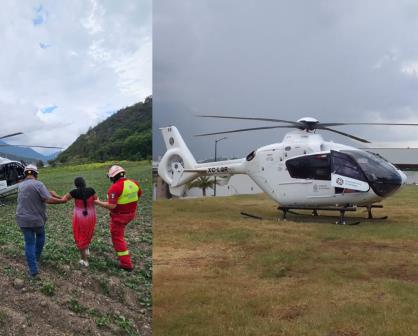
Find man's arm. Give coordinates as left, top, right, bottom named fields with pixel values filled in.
left=94, top=198, right=117, bottom=210
left=37, top=183, right=66, bottom=205
left=95, top=185, right=121, bottom=210
left=46, top=196, right=67, bottom=204
left=49, top=190, right=61, bottom=198
left=46, top=191, right=70, bottom=204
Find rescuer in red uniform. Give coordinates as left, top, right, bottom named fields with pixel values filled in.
left=95, top=165, right=142, bottom=271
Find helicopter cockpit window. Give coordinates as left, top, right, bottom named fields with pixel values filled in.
left=331, top=151, right=366, bottom=181
left=286, top=154, right=331, bottom=180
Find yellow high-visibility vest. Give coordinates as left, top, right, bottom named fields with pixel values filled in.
left=117, top=180, right=140, bottom=205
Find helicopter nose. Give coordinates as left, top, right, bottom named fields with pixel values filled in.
left=399, top=170, right=407, bottom=185
left=368, top=167, right=404, bottom=197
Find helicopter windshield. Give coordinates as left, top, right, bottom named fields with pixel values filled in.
left=331, top=151, right=367, bottom=182
left=337, top=150, right=402, bottom=197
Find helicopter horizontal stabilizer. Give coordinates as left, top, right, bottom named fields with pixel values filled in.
left=168, top=185, right=187, bottom=197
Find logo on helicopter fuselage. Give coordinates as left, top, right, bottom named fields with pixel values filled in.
left=336, top=177, right=344, bottom=185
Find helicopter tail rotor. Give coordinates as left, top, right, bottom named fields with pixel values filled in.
left=158, top=126, right=199, bottom=196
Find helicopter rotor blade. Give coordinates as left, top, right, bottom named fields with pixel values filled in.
left=198, top=115, right=418, bottom=128
left=195, top=125, right=296, bottom=137
left=197, top=115, right=302, bottom=126
left=319, top=122, right=418, bottom=127
left=0, top=144, right=63, bottom=149
left=318, top=126, right=370, bottom=143
left=0, top=132, right=23, bottom=140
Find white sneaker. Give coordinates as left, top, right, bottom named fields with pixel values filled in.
left=79, top=260, right=89, bottom=267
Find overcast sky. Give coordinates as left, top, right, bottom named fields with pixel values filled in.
left=1, top=0, right=151, bottom=154
left=154, top=0, right=418, bottom=161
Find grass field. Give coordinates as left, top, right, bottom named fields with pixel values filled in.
left=154, top=186, right=418, bottom=336
left=0, top=161, right=151, bottom=336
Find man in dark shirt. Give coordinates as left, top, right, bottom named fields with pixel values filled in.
left=16, top=164, right=65, bottom=277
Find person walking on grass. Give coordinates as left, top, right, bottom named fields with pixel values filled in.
left=59, top=177, right=97, bottom=267
left=94, top=165, right=142, bottom=272
left=16, top=164, right=66, bottom=278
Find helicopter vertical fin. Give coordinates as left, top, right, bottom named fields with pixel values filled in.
left=158, top=126, right=199, bottom=195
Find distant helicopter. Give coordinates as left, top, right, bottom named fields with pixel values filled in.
left=0, top=132, right=62, bottom=201
left=157, top=116, right=417, bottom=224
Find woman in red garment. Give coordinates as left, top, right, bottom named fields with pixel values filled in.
left=61, top=177, right=97, bottom=267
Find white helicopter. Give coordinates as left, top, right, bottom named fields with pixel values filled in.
left=158, top=116, right=415, bottom=224
left=0, top=132, right=62, bottom=201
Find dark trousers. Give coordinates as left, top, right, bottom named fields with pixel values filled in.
left=20, top=226, right=45, bottom=276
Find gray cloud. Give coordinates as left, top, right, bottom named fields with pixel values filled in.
left=154, top=0, right=418, bottom=161
left=1, top=0, right=151, bottom=155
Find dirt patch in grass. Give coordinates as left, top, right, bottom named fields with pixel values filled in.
left=276, top=304, right=307, bottom=321
left=154, top=246, right=237, bottom=269
left=320, top=239, right=404, bottom=254
left=328, top=328, right=361, bottom=336
left=378, top=263, right=418, bottom=283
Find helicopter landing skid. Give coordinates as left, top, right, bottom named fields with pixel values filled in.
left=278, top=206, right=361, bottom=225
left=240, top=212, right=263, bottom=220
left=358, top=204, right=388, bottom=220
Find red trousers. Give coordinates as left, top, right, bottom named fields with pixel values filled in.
left=110, top=212, right=135, bottom=269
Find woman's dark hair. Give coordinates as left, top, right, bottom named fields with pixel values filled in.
left=74, top=177, right=88, bottom=216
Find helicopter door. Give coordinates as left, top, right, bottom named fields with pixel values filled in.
left=330, top=151, right=369, bottom=192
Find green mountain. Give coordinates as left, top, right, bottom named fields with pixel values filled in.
left=55, top=97, right=151, bottom=164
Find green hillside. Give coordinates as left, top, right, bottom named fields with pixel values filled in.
left=55, top=97, right=151, bottom=164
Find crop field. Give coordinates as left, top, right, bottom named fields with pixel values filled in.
left=0, top=161, right=151, bottom=336
left=154, top=186, right=418, bottom=336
